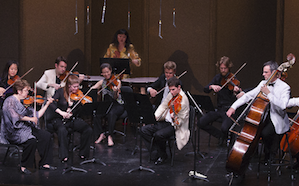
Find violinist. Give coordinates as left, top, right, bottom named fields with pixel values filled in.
left=0, top=60, right=19, bottom=107
left=227, top=61, right=290, bottom=164
left=36, top=56, right=84, bottom=98
left=198, top=56, right=241, bottom=146
left=140, top=77, right=190, bottom=165
left=104, top=29, right=141, bottom=80
left=147, top=61, right=177, bottom=108
left=1, top=79, right=56, bottom=174
left=46, top=74, right=92, bottom=162
left=91, top=63, right=125, bottom=147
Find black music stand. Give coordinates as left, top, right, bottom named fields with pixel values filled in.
left=121, top=92, right=155, bottom=173
left=183, top=92, right=209, bottom=182
left=100, top=58, right=131, bottom=75
left=187, top=94, right=216, bottom=159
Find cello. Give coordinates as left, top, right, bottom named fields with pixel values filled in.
left=280, top=114, right=299, bottom=156
left=226, top=53, right=296, bottom=175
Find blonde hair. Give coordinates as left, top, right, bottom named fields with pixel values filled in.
left=215, top=56, right=233, bottom=69
left=164, top=61, right=176, bottom=71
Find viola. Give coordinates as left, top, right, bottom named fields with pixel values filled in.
left=70, top=89, right=92, bottom=105
left=168, top=94, right=182, bottom=126
left=7, top=75, right=20, bottom=85
left=221, top=73, right=240, bottom=91
left=226, top=53, right=295, bottom=175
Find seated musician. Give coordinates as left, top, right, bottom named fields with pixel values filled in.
left=91, top=63, right=125, bottom=147
left=140, top=77, right=190, bottom=165
left=198, top=56, right=241, bottom=146
left=227, top=60, right=290, bottom=163
left=147, top=61, right=177, bottom=108
left=285, top=97, right=299, bottom=169
left=46, top=74, right=92, bottom=162
left=0, top=60, right=19, bottom=108
left=36, top=56, right=84, bottom=98
left=1, top=79, right=56, bottom=174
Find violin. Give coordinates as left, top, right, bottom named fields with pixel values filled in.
left=221, top=73, right=240, bottom=91
left=106, top=75, right=119, bottom=90
left=70, top=89, right=92, bottom=105
left=219, top=63, right=246, bottom=92
left=168, top=94, right=182, bottom=126
left=7, top=75, right=20, bottom=85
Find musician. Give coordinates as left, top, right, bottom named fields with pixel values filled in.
left=36, top=56, right=84, bottom=98
left=46, top=75, right=92, bottom=162
left=104, top=29, right=141, bottom=79
left=0, top=60, right=19, bottom=107
left=227, top=61, right=290, bottom=162
left=140, top=77, right=190, bottom=165
left=91, top=63, right=125, bottom=147
left=286, top=97, right=299, bottom=169
left=0, top=79, right=56, bottom=174
left=147, top=61, right=177, bottom=107
left=198, top=56, right=241, bottom=146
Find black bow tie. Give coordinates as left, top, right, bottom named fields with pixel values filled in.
left=268, top=83, right=275, bottom=87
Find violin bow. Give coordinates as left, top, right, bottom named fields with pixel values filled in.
left=4, top=67, right=34, bottom=93
left=69, top=69, right=126, bottom=114
left=60, top=61, right=78, bottom=83
left=33, top=82, right=37, bottom=121
left=186, top=91, right=204, bottom=116
left=97, top=69, right=126, bottom=95
left=220, top=63, right=246, bottom=90
left=155, top=70, right=187, bottom=96
left=67, top=86, right=93, bottom=114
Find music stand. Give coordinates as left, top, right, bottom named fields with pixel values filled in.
left=186, top=94, right=216, bottom=159
left=100, top=58, right=131, bottom=75
left=121, top=91, right=155, bottom=173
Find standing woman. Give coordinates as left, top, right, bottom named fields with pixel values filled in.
left=47, top=75, right=92, bottom=162
left=104, top=29, right=141, bottom=79
left=1, top=79, right=56, bottom=174
left=92, top=63, right=125, bottom=147
left=0, top=60, right=19, bottom=107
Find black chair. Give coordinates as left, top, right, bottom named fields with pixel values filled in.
left=94, top=86, right=132, bottom=143
left=149, top=105, right=196, bottom=166
left=0, top=141, right=22, bottom=169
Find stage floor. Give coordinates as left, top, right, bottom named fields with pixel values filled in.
left=0, top=121, right=297, bottom=186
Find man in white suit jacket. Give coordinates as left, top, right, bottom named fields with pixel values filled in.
left=140, top=77, right=190, bottom=165
left=227, top=61, right=290, bottom=162
left=36, top=56, right=68, bottom=98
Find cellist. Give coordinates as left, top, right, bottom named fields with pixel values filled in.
left=227, top=61, right=290, bottom=164
left=284, top=97, right=299, bottom=169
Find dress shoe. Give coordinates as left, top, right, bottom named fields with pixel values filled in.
left=20, top=167, right=31, bottom=175
left=40, top=165, right=57, bottom=170
left=155, top=156, right=168, bottom=165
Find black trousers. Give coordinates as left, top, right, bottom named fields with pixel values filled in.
left=20, top=128, right=53, bottom=168
left=198, top=107, right=234, bottom=139
left=93, top=102, right=125, bottom=138
left=261, top=116, right=280, bottom=158
left=140, top=121, right=175, bottom=158
left=48, top=117, right=92, bottom=160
